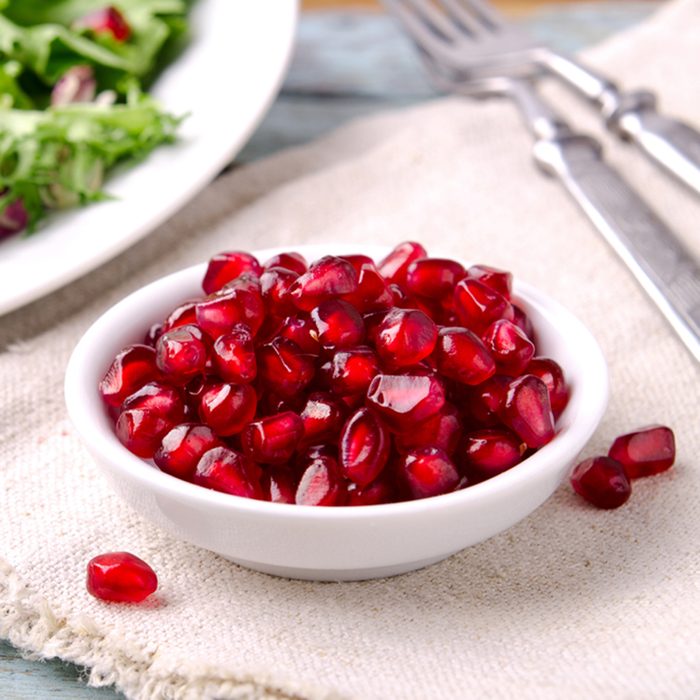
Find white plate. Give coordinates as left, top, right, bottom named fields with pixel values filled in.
left=0, top=0, right=298, bottom=316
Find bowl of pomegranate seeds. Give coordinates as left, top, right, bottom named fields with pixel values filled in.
left=65, top=243, right=608, bottom=580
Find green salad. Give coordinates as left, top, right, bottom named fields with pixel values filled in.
left=0, top=0, right=189, bottom=237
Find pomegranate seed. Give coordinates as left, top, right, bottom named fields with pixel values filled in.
left=329, top=346, right=379, bottom=396
left=453, top=278, right=514, bottom=333
left=262, top=251, right=308, bottom=275
left=86, top=552, right=157, bottom=603
left=570, top=456, right=631, bottom=509
left=375, top=307, right=438, bottom=367
left=346, top=478, right=395, bottom=505
left=263, top=468, right=298, bottom=503
left=398, top=447, right=460, bottom=499
left=433, top=327, right=495, bottom=385
left=155, top=325, right=208, bottom=381
left=121, top=381, right=185, bottom=424
left=260, top=266, right=298, bottom=317
left=199, top=382, right=257, bottom=436
left=162, top=300, right=197, bottom=331
left=394, top=403, right=461, bottom=456
left=459, top=429, right=526, bottom=481
left=526, top=357, right=569, bottom=418
left=75, top=6, right=131, bottom=42
left=99, top=344, right=159, bottom=407
left=467, top=264, right=513, bottom=300
left=406, top=258, right=466, bottom=299
left=257, top=337, right=315, bottom=398
left=194, top=447, right=263, bottom=498
left=295, top=456, right=344, bottom=506
left=144, top=323, right=162, bottom=347
left=456, top=375, right=510, bottom=427
left=241, top=411, right=304, bottom=464
left=340, top=254, right=375, bottom=272
left=288, top=256, right=358, bottom=311
left=342, top=263, right=394, bottom=312
left=377, top=241, right=427, bottom=285
left=212, top=324, right=257, bottom=383
left=116, top=409, right=174, bottom=458
left=310, top=299, right=365, bottom=350
left=154, top=423, right=224, bottom=480
left=366, top=373, right=445, bottom=431
left=196, top=277, right=264, bottom=339
left=511, top=304, right=534, bottom=340
left=277, top=315, right=322, bottom=355
left=299, top=392, right=345, bottom=444
left=500, top=375, right=555, bottom=449
left=202, top=252, right=261, bottom=295
left=296, top=443, right=337, bottom=469
left=482, top=319, right=535, bottom=376
left=339, top=407, right=390, bottom=487
left=608, top=425, right=675, bottom=478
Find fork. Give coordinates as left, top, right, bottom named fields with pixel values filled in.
left=383, top=0, right=700, bottom=362
left=383, top=0, right=700, bottom=197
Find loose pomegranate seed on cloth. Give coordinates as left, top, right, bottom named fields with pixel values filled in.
left=100, top=243, right=571, bottom=505
left=86, top=552, right=157, bottom=603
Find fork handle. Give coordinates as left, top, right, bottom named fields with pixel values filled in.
left=541, top=53, right=700, bottom=197
left=533, top=133, right=700, bottom=362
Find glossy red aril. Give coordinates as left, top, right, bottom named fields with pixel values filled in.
left=242, top=411, right=304, bottom=464
left=511, top=304, right=534, bottom=340
left=299, top=392, right=345, bottom=444
left=162, top=300, right=197, bottom=332
left=570, top=456, right=631, bottom=509
left=406, top=258, right=466, bottom=299
left=329, top=346, right=379, bottom=396
left=433, top=327, right=495, bottom=385
left=500, top=375, right=555, bottom=448
left=154, top=424, right=223, bottom=480
left=526, top=357, right=569, bottom=418
left=482, top=319, right=535, bottom=376
left=99, top=345, right=159, bottom=407
left=212, top=324, right=257, bottom=383
left=339, top=408, right=390, bottom=487
left=375, top=307, right=438, bottom=367
left=398, top=447, right=460, bottom=499
left=310, top=299, right=365, bottom=349
left=394, top=403, right=461, bottom=456
left=608, top=425, right=675, bottom=478
left=115, top=409, right=174, bottom=458
left=144, top=323, right=162, bottom=347
left=453, top=278, right=514, bottom=333
left=257, top=337, right=315, bottom=398
left=458, top=375, right=510, bottom=426
left=340, top=254, right=375, bottom=272
left=194, top=447, right=263, bottom=498
left=263, top=468, right=298, bottom=503
left=262, top=251, right=308, bottom=275
left=346, top=478, right=395, bottom=506
left=86, top=552, right=157, bottom=603
left=260, top=266, right=298, bottom=316
left=202, top=251, right=261, bottom=294
left=366, top=373, right=445, bottom=431
left=288, top=256, right=358, bottom=311
left=377, top=241, right=427, bottom=285
left=467, top=264, right=513, bottom=300
left=75, top=6, right=131, bottom=42
left=459, top=429, right=526, bottom=481
left=199, top=382, right=257, bottom=436
left=295, top=456, right=344, bottom=506
left=155, top=325, right=208, bottom=381
left=121, top=382, right=185, bottom=424
left=276, top=315, right=321, bottom=355
left=342, top=263, right=394, bottom=312
left=196, top=277, right=264, bottom=338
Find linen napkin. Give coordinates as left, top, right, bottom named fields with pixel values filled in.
left=2, top=1, right=699, bottom=698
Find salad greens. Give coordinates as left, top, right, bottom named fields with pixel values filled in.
left=0, top=0, right=188, bottom=234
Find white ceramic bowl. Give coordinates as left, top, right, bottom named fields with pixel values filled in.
left=65, top=244, right=608, bottom=581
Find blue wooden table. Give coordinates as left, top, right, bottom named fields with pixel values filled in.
left=0, top=3, right=656, bottom=697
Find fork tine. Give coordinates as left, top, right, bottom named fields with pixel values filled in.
left=434, top=0, right=483, bottom=35
left=456, top=0, right=504, bottom=28
left=383, top=0, right=456, bottom=63
left=403, top=0, right=460, bottom=40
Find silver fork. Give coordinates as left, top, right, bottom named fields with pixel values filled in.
left=383, top=0, right=700, bottom=362
left=384, top=0, right=700, bottom=197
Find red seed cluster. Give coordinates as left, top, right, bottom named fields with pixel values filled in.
left=99, top=243, right=570, bottom=506
left=570, top=425, right=676, bottom=509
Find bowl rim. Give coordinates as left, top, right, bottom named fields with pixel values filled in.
left=64, top=244, right=609, bottom=522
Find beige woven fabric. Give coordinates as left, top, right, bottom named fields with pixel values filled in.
left=2, top=2, right=700, bottom=698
